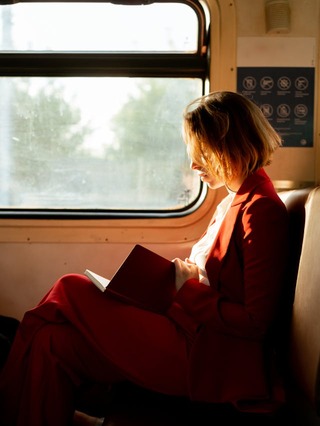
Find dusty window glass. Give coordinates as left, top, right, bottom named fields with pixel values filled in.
left=0, top=77, right=202, bottom=210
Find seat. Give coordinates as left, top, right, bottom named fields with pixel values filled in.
left=288, top=186, right=320, bottom=417
left=276, top=187, right=314, bottom=371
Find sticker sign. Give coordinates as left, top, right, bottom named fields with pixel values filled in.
left=237, top=67, right=314, bottom=147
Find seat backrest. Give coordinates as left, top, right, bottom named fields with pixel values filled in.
left=279, top=187, right=313, bottom=297
left=288, top=186, right=320, bottom=412
left=275, top=188, right=313, bottom=374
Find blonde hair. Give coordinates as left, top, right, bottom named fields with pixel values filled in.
left=183, top=91, right=282, bottom=184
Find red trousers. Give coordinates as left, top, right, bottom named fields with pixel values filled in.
left=0, top=274, right=191, bottom=426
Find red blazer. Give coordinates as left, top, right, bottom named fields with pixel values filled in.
left=167, top=169, right=289, bottom=412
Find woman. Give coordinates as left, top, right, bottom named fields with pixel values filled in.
left=0, top=91, right=289, bottom=426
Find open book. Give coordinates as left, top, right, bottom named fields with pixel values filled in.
left=84, top=244, right=176, bottom=313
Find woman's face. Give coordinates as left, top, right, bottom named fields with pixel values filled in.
left=190, top=160, right=224, bottom=189
left=187, top=144, right=224, bottom=190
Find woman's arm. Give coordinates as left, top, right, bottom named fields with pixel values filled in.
left=168, top=197, right=289, bottom=339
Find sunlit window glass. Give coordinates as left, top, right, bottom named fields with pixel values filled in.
left=0, top=3, right=198, bottom=52
left=0, top=77, right=202, bottom=210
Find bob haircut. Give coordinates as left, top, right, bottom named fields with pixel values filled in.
left=182, top=91, right=282, bottom=184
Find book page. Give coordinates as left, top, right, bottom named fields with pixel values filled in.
left=84, top=269, right=110, bottom=292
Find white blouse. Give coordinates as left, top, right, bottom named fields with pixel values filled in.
left=189, top=191, right=236, bottom=285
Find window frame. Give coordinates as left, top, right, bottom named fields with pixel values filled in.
left=0, top=0, right=210, bottom=219
left=0, top=0, right=209, bottom=79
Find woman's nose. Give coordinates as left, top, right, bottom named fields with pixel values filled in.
left=190, top=161, right=200, bottom=170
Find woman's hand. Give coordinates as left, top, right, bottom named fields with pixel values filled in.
left=172, top=258, right=200, bottom=291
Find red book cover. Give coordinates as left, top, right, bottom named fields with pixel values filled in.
left=85, top=244, right=176, bottom=313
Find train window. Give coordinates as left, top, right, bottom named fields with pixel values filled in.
left=0, top=2, right=199, bottom=52
left=0, top=1, right=209, bottom=217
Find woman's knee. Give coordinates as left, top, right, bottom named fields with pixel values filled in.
left=50, top=273, right=93, bottom=302
left=58, top=273, right=91, bottom=290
